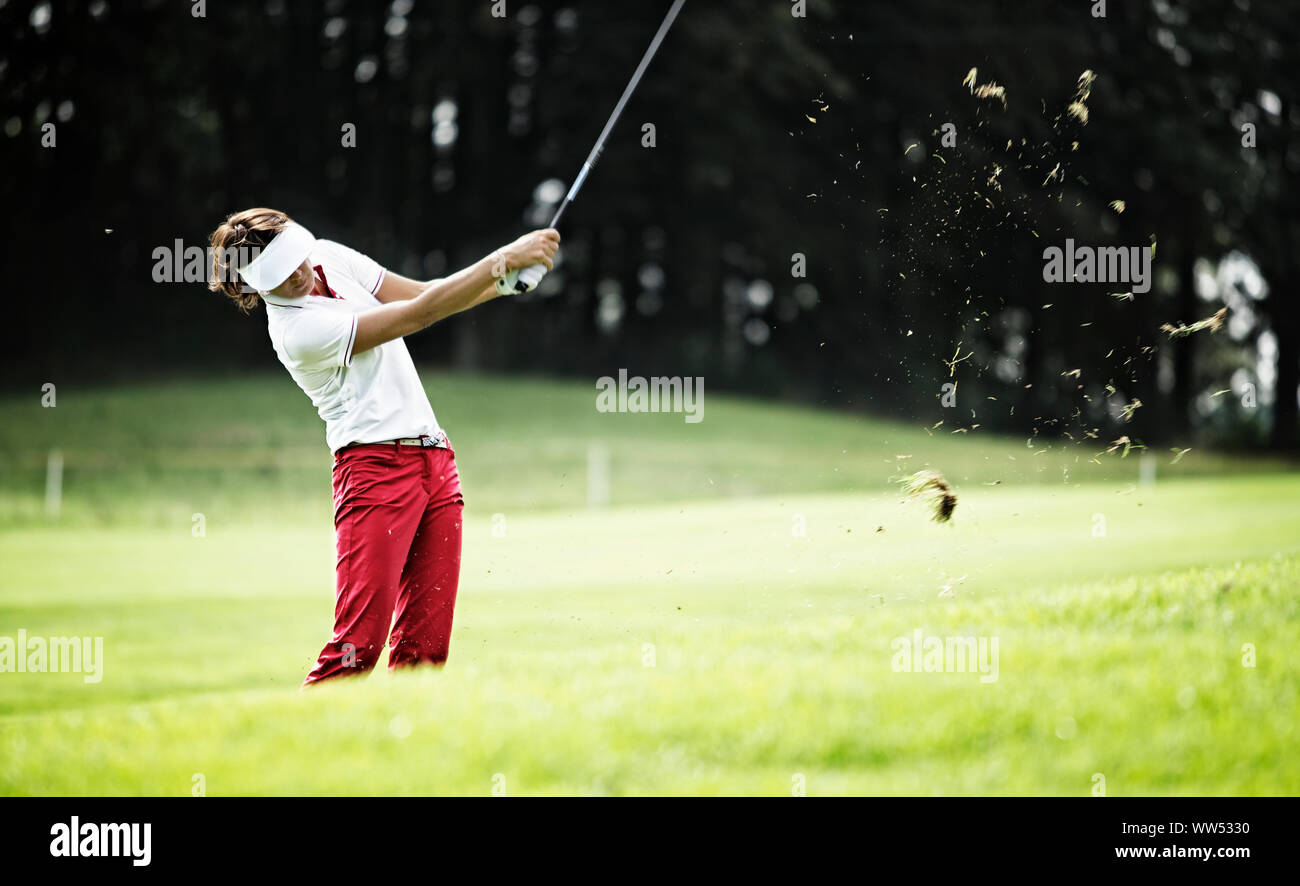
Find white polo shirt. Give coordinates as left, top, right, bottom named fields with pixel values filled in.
left=261, top=239, right=443, bottom=453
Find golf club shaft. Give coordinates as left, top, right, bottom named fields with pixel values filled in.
left=548, top=0, right=687, bottom=228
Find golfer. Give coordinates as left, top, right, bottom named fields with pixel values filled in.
left=207, top=209, right=559, bottom=686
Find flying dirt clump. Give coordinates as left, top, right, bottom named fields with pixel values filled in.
left=900, top=470, right=958, bottom=523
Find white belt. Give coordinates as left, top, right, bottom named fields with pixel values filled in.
left=345, top=432, right=448, bottom=449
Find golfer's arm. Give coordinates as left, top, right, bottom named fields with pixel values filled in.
left=375, top=270, right=499, bottom=309
left=353, top=256, right=499, bottom=355
left=463, top=283, right=504, bottom=310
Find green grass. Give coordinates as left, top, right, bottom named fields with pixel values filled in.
left=2, top=371, right=1294, bottom=526
left=0, top=373, right=1297, bottom=794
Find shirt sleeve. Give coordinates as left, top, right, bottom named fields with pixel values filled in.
left=324, top=240, right=386, bottom=296
left=283, top=310, right=358, bottom=369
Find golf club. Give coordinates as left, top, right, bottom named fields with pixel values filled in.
left=496, top=0, right=688, bottom=295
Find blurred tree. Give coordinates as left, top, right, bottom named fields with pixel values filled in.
left=1, top=0, right=1294, bottom=449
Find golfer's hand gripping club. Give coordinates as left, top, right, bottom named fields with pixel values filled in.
left=496, top=262, right=549, bottom=295
left=495, top=229, right=560, bottom=296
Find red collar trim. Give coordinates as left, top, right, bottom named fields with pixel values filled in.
left=311, top=265, right=339, bottom=298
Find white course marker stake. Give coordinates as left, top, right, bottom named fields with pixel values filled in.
left=1138, top=452, right=1156, bottom=488
left=45, top=448, right=63, bottom=519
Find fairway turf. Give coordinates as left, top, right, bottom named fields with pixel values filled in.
left=2, top=372, right=1294, bottom=527
left=1, top=374, right=1297, bottom=795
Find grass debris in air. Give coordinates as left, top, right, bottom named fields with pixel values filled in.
left=900, top=470, right=958, bottom=523
left=1161, top=306, right=1228, bottom=339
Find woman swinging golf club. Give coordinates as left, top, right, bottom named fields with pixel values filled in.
left=207, top=209, right=559, bottom=686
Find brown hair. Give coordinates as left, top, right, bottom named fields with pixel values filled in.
left=207, top=207, right=292, bottom=313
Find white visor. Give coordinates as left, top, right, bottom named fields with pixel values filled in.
left=236, top=221, right=317, bottom=292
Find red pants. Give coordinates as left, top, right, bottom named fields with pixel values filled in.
left=303, top=442, right=464, bottom=686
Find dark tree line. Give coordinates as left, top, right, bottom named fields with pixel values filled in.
left=2, top=0, right=1295, bottom=448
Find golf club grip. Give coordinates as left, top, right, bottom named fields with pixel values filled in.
left=518, top=263, right=547, bottom=291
